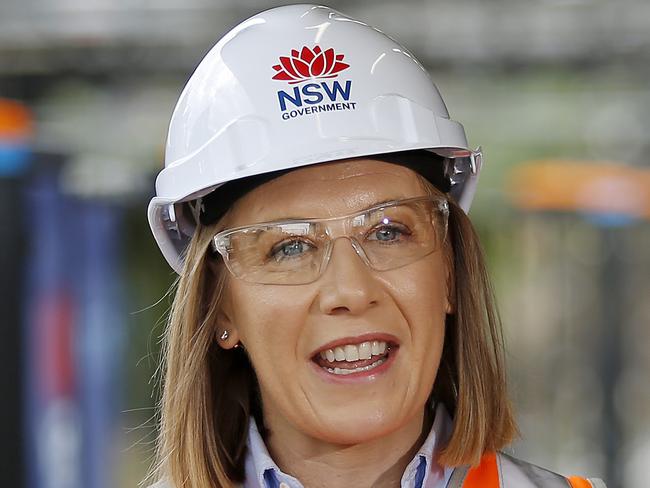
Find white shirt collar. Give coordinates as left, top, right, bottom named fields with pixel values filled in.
left=243, top=402, right=454, bottom=488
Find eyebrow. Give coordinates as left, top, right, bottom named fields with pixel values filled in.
left=266, top=197, right=406, bottom=221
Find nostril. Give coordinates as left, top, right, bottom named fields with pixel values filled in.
left=330, top=306, right=351, bottom=315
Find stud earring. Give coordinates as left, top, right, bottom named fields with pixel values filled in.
left=219, top=330, right=229, bottom=341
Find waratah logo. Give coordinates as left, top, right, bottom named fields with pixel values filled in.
left=272, top=46, right=350, bottom=83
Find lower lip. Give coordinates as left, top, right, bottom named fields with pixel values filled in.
left=309, top=347, right=399, bottom=384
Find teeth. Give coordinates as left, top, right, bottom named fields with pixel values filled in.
left=325, top=357, right=386, bottom=375
left=344, top=344, right=359, bottom=361
left=318, top=341, right=388, bottom=364
left=358, top=341, right=372, bottom=360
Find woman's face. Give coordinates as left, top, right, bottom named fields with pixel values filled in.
left=217, top=159, right=451, bottom=446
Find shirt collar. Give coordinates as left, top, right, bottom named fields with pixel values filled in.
left=243, top=402, right=454, bottom=488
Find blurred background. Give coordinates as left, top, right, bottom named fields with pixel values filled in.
left=1, top=0, right=648, bottom=487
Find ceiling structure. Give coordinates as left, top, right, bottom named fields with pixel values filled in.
left=1, top=0, right=649, bottom=74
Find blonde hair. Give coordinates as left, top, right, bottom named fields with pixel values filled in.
left=148, top=179, right=518, bottom=488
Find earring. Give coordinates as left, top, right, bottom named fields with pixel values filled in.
left=219, top=330, right=229, bottom=341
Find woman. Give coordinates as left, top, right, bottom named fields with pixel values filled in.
left=147, top=5, right=606, bottom=488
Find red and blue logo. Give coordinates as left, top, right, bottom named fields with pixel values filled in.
left=272, top=45, right=357, bottom=120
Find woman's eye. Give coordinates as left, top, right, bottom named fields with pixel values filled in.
left=368, top=224, right=409, bottom=242
left=271, top=239, right=314, bottom=260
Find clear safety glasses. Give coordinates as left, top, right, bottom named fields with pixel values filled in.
left=210, top=196, right=450, bottom=285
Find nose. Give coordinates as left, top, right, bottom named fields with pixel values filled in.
left=315, top=237, right=381, bottom=316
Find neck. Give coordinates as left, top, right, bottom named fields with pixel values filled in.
left=263, top=408, right=434, bottom=488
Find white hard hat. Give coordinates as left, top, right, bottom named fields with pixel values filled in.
left=148, top=4, right=483, bottom=274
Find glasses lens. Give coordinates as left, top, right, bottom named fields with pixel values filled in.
left=352, top=198, right=446, bottom=271
left=216, top=197, right=447, bottom=285
left=221, top=222, right=326, bottom=284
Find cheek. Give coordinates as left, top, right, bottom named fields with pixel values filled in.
left=384, top=257, right=448, bottom=373
left=228, top=284, right=312, bottom=369
left=388, top=255, right=448, bottom=328
left=227, top=286, right=321, bottom=429
left=234, top=284, right=310, bottom=322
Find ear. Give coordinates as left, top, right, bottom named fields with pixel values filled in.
left=216, top=314, right=241, bottom=350
left=444, top=284, right=455, bottom=315
left=214, top=289, right=241, bottom=350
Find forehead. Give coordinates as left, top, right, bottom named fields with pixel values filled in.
left=226, top=159, right=427, bottom=225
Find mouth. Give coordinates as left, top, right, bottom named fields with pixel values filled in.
left=310, top=334, right=399, bottom=378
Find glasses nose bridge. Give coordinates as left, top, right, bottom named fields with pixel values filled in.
left=323, top=213, right=354, bottom=238
left=321, top=233, right=373, bottom=275
left=319, top=213, right=373, bottom=273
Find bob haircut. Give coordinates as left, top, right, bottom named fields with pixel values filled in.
left=148, top=170, right=519, bottom=488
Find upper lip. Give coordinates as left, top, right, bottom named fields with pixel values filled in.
left=310, top=332, right=400, bottom=359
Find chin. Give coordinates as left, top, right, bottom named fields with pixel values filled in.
left=309, top=405, right=408, bottom=445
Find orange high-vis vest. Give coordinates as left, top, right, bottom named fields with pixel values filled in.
left=446, top=452, right=607, bottom=488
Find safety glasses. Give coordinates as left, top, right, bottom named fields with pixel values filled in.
left=211, top=195, right=449, bottom=285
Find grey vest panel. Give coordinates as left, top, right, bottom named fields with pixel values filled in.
left=588, top=480, right=607, bottom=488
left=499, top=452, right=571, bottom=488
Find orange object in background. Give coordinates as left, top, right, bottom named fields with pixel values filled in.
left=507, top=160, right=650, bottom=220
left=0, top=98, right=33, bottom=141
